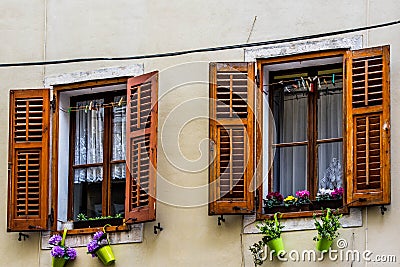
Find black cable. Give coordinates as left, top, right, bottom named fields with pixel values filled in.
left=1, top=19, right=399, bottom=68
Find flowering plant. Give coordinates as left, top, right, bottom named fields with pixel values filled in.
left=87, top=231, right=110, bottom=257
left=48, top=231, right=77, bottom=261
left=264, top=192, right=284, bottom=208
left=317, top=187, right=343, bottom=201
left=283, top=195, right=297, bottom=206
left=295, top=190, right=311, bottom=205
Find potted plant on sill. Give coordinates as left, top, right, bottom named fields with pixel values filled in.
left=87, top=225, right=116, bottom=265
left=74, top=213, right=124, bottom=229
left=49, top=228, right=77, bottom=267
left=296, top=190, right=312, bottom=211
left=283, top=195, right=299, bottom=212
left=313, top=208, right=342, bottom=251
left=263, top=192, right=285, bottom=214
left=314, top=187, right=344, bottom=210
left=257, top=213, right=285, bottom=256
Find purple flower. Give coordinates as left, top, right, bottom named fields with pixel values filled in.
left=93, top=231, right=104, bottom=241
left=331, top=187, right=344, bottom=199
left=48, top=234, right=62, bottom=246
left=66, top=248, right=77, bottom=260
left=87, top=240, right=100, bottom=257
left=51, top=246, right=65, bottom=258
left=296, top=190, right=310, bottom=199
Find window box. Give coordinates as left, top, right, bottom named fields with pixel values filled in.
left=73, top=218, right=124, bottom=229
left=263, top=205, right=300, bottom=214
left=312, top=199, right=343, bottom=210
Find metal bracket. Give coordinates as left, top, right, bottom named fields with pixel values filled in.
left=48, top=208, right=54, bottom=227
left=217, top=215, right=225, bottom=226
left=380, top=205, right=387, bottom=215
left=154, top=222, right=163, bottom=234
left=18, top=233, right=29, bottom=241
left=50, top=96, right=56, bottom=113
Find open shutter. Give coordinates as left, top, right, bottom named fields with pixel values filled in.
left=209, top=63, right=255, bottom=215
left=125, top=71, right=158, bottom=223
left=8, top=89, right=50, bottom=231
left=345, top=46, right=390, bottom=207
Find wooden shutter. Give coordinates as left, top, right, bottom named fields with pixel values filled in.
left=8, top=89, right=50, bottom=231
left=209, top=63, right=255, bottom=215
left=125, top=71, right=158, bottom=223
left=345, top=46, right=390, bottom=207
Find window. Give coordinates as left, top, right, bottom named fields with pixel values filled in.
left=7, top=71, right=159, bottom=232
left=208, top=46, right=391, bottom=218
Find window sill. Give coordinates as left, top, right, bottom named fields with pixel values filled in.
left=41, top=223, right=143, bottom=249
left=243, top=208, right=362, bottom=234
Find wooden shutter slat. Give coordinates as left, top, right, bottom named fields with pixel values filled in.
left=8, top=89, right=50, bottom=231
left=209, top=62, right=255, bottom=215
left=125, top=71, right=158, bottom=223
left=346, top=46, right=390, bottom=207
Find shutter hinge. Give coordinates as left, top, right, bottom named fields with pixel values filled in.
left=48, top=208, right=54, bottom=227
left=255, top=190, right=259, bottom=211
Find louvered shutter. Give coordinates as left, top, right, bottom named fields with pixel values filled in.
left=8, top=89, right=50, bottom=231
left=125, top=71, right=158, bottom=223
left=209, top=63, right=255, bottom=215
left=345, top=46, right=390, bottom=206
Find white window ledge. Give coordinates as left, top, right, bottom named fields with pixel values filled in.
left=41, top=223, right=143, bottom=249
left=243, top=208, right=362, bottom=234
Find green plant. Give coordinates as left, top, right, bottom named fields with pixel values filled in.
left=257, top=213, right=284, bottom=243
left=76, top=213, right=123, bottom=221
left=313, top=208, right=342, bottom=241
left=77, top=213, right=88, bottom=221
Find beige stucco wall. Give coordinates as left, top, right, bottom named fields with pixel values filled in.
left=0, top=0, right=399, bottom=266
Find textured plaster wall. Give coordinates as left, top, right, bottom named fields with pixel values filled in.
left=0, top=0, right=399, bottom=266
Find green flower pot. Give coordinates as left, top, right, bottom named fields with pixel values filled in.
left=267, top=237, right=285, bottom=256
left=52, top=257, right=67, bottom=267
left=96, top=245, right=115, bottom=265
left=316, top=237, right=333, bottom=251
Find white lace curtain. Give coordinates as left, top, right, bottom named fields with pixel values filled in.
left=74, top=98, right=126, bottom=183
left=274, top=85, right=343, bottom=196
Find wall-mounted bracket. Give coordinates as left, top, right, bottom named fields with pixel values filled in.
left=154, top=222, right=163, bottom=234
left=380, top=205, right=387, bottom=215
left=218, top=215, right=225, bottom=226
left=18, top=233, right=29, bottom=241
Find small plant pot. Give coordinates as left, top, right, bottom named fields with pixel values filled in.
left=267, top=237, right=285, bottom=256
left=316, top=237, right=333, bottom=251
left=263, top=205, right=286, bottom=214
left=299, top=203, right=311, bottom=211
left=96, top=245, right=116, bottom=265
left=52, top=257, right=67, bottom=267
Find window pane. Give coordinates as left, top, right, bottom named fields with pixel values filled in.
left=112, top=96, right=126, bottom=161
left=73, top=167, right=103, bottom=219
left=317, top=77, right=343, bottom=139
left=111, top=163, right=126, bottom=216
left=273, top=145, right=307, bottom=196
left=318, top=142, right=343, bottom=191
left=272, top=89, right=308, bottom=144
left=74, top=99, right=105, bottom=165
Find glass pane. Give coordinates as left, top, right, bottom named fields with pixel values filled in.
left=273, top=145, right=307, bottom=197
left=74, top=99, right=105, bottom=165
left=272, top=88, right=308, bottom=144
left=111, top=163, right=126, bottom=216
left=318, top=142, right=343, bottom=191
left=112, top=95, right=126, bottom=161
left=73, top=168, right=103, bottom=219
left=317, top=77, right=343, bottom=139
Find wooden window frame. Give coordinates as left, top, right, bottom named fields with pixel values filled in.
left=52, top=77, right=131, bottom=233
left=68, top=90, right=126, bottom=220
left=256, top=49, right=350, bottom=219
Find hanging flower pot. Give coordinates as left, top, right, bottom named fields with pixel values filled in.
left=87, top=224, right=116, bottom=265
left=316, top=237, right=333, bottom=251
left=267, top=237, right=285, bottom=256
left=52, top=257, right=67, bottom=267
left=96, top=245, right=116, bottom=265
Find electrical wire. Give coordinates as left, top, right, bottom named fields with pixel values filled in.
left=0, top=19, right=399, bottom=68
